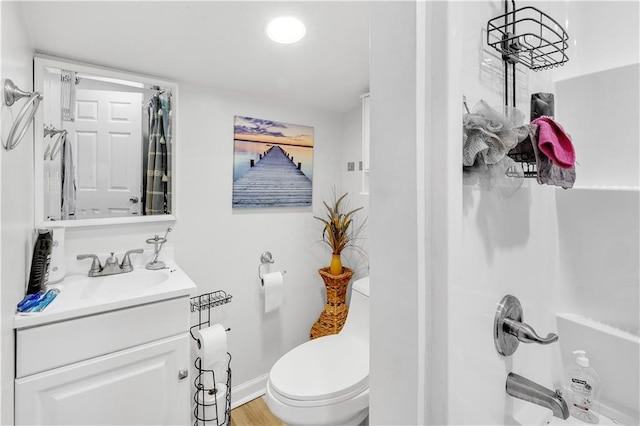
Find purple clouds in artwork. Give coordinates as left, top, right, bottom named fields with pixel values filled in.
left=235, top=116, right=288, bottom=139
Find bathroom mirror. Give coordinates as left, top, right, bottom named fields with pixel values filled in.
left=34, top=54, right=177, bottom=227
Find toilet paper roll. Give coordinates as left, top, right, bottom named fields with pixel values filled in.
left=195, top=383, right=227, bottom=422
left=196, top=359, right=228, bottom=391
left=263, top=271, right=284, bottom=313
left=193, top=324, right=227, bottom=369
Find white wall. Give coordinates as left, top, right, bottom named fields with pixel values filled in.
left=340, top=103, right=370, bottom=278
left=555, top=64, right=639, bottom=188
left=553, top=64, right=640, bottom=334
left=1, top=6, right=369, bottom=421
left=51, top=85, right=356, bottom=405
left=548, top=2, right=640, bottom=419
left=5, top=53, right=366, bottom=414
left=173, top=82, right=357, bottom=402
left=369, top=3, right=422, bottom=424
left=0, top=2, right=35, bottom=424
left=548, top=1, right=639, bottom=82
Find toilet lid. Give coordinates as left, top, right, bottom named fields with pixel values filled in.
left=269, top=334, right=369, bottom=402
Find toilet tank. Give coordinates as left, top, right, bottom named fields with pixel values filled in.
left=340, top=276, right=369, bottom=344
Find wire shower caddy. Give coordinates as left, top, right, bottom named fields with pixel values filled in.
left=190, top=290, right=233, bottom=426
left=487, top=5, right=569, bottom=72
left=486, top=1, right=569, bottom=179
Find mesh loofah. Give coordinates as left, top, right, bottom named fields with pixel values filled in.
left=463, top=100, right=528, bottom=197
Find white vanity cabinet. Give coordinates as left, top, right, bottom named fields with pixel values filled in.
left=15, top=296, right=192, bottom=425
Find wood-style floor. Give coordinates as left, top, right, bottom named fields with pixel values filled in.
left=231, top=397, right=287, bottom=426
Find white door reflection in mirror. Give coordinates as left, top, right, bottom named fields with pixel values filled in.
left=65, top=90, right=142, bottom=219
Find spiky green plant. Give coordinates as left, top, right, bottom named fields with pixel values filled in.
left=314, top=191, right=364, bottom=255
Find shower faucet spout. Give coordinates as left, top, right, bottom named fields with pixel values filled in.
left=506, top=372, right=570, bottom=420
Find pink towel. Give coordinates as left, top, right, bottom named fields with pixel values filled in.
left=531, top=116, right=575, bottom=169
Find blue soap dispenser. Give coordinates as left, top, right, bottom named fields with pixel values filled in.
left=565, top=349, right=601, bottom=424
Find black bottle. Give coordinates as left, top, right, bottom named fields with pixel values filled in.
left=26, top=229, right=53, bottom=294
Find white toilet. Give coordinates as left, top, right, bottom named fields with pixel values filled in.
left=264, top=276, right=370, bottom=426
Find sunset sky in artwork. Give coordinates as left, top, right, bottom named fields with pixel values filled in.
left=234, top=116, right=314, bottom=148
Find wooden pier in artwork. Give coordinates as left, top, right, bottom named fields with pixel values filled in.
left=232, top=145, right=312, bottom=208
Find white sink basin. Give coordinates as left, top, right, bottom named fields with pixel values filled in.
left=61, top=268, right=171, bottom=300
left=15, top=261, right=197, bottom=329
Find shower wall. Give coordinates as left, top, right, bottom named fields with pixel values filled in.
left=549, top=3, right=640, bottom=419
left=442, top=1, right=639, bottom=424
left=553, top=63, right=639, bottom=333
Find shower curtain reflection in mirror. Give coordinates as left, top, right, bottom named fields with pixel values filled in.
left=144, top=91, right=172, bottom=215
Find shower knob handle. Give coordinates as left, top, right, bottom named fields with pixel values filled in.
left=503, top=317, right=558, bottom=345
left=494, top=294, right=559, bottom=356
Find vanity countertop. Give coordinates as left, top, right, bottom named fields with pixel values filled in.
left=14, top=261, right=197, bottom=329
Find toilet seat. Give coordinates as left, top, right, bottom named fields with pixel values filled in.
left=269, top=334, right=368, bottom=406
left=267, top=380, right=368, bottom=408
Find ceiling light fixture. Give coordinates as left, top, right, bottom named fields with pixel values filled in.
left=266, top=16, right=306, bottom=44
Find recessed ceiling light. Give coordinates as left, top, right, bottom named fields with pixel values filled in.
left=266, top=16, right=306, bottom=44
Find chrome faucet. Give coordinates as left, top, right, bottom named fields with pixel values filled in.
left=506, top=372, right=570, bottom=420
left=77, top=249, right=144, bottom=277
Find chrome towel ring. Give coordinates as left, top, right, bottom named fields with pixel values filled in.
left=3, top=79, right=44, bottom=151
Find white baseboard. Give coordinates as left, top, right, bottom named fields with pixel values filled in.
left=230, top=373, right=269, bottom=409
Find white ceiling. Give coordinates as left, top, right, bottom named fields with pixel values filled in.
left=22, top=1, right=370, bottom=113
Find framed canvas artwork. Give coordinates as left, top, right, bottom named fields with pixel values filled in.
left=232, top=116, right=314, bottom=208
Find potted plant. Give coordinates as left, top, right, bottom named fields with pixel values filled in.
left=311, top=190, right=366, bottom=339
left=314, top=190, right=365, bottom=275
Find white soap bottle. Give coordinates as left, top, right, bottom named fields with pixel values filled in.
left=564, top=350, right=601, bottom=424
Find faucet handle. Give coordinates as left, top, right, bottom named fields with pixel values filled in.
left=76, top=254, right=102, bottom=274
left=494, top=294, right=559, bottom=356
left=104, top=252, right=119, bottom=267
left=503, top=318, right=558, bottom=345
left=121, top=248, right=144, bottom=269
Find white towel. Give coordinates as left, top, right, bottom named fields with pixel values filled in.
left=61, top=134, right=76, bottom=219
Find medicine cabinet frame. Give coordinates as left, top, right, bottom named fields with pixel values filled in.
left=33, top=53, right=178, bottom=228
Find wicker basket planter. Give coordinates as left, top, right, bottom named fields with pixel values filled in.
left=310, top=267, right=354, bottom=339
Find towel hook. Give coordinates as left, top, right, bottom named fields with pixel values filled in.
left=258, top=251, right=286, bottom=286
left=43, top=126, right=68, bottom=161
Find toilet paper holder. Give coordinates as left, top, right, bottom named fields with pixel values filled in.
left=258, top=251, right=287, bottom=286
left=190, top=291, right=233, bottom=425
